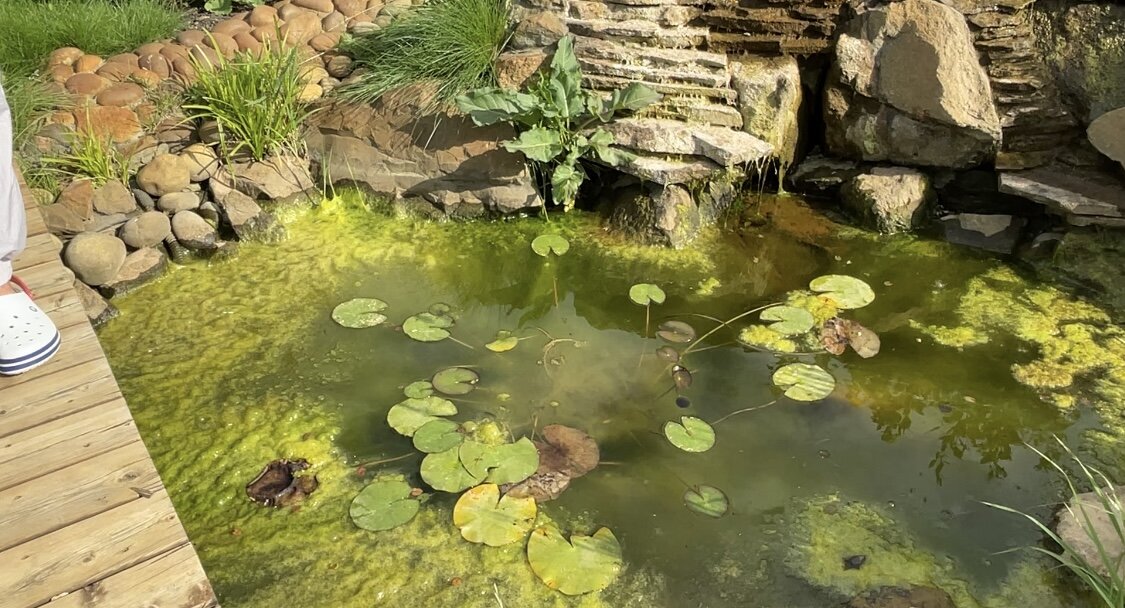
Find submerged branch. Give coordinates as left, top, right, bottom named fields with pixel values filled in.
left=711, top=400, right=777, bottom=425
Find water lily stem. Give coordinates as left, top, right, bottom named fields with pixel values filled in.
left=681, top=302, right=779, bottom=359
left=449, top=336, right=476, bottom=351
left=355, top=452, right=418, bottom=469
left=711, top=400, right=777, bottom=425
left=552, top=276, right=559, bottom=308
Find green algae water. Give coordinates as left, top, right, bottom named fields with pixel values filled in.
left=99, top=192, right=1122, bottom=607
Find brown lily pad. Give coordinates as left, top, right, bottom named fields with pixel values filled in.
left=501, top=425, right=598, bottom=503
left=246, top=458, right=319, bottom=508
left=820, top=317, right=881, bottom=358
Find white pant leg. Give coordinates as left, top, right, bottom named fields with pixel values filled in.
left=0, top=81, right=26, bottom=286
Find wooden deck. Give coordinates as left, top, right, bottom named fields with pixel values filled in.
left=0, top=181, right=216, bottom=607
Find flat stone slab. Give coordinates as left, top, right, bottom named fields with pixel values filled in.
left=999, top=166, right=1125, bottom=224
left=606, top=118, right=772, bottom=166
left=939, top=213, right=1026, bottom=253
left=617, top=154, right=723, bottom=184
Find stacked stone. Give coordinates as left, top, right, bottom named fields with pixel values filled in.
left=704, top=0, right=847, bottom=55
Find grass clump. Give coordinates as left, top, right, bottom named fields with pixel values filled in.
left=985, top=439, right=1125, bottom=607
left=3, top=75, right=70, bottom=153
left=340, top=0, right=511, bottom=111
left=183, top=43, right=316, bottom=162
left=40, top=124, right=131, bottom=186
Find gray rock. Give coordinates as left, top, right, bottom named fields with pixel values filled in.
left=84, top=212, right=130, bottom=234
left=617, top=154, right=723, bottom=186
left=787, top=153, right=863, bottom=195
left=119, top=211, right=172, bottom=248
left=1087, top=108, right=1125, bottom=172
left=73, top=280, right=118, bottom=327
left=220, top=155, right=317, bottom=201
left=197, top=201, right=222, bottom=224
left=605, top=118, right=772, bottom=166
left=181, top=143, right=222, bottom=182
left=509, top=11, right=567, bottom=50
left=63, top=232, right=128, bottom=286
left=1056, top=485, right=1125, bottom=580
left=823, top=0, right=1001, bottom=168
left=157, top=191, right=202, bottom=212
left=100, top=247, right=167, bottom=298
left=939, top=213, right=1027, bottom=254
left=605, top=182, right=703, bottom=249
left=42, top=203, right=87, bottom=235
left=217, top=188, right=276, bottom=239
left=132, top=188, right=156, bottom=211
left=91, top=180, right=136, bottom=214
left=171, top=210, right=219, bottom=251
left=999, top=166, right=1125, bottom=224
left=841, top=167, right=935, bottom=233
left=730, top=55, right=802, bottom=169
left=136, top=154, right=191, bottom=197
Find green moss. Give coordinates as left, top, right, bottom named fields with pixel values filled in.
left=738, top=325, right=798, bottom=353
left=909, top=322, right=990, bottom=348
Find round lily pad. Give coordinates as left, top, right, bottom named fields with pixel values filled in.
left=350, top=478, right=420, bottom=531
left=332, top=298, right=389, bottom=328
left=429, top=302, right=454, bottom=316
left=404, top=380, right=434, bottom=399
left=386, top=396, right=457, bottom=437
left=628, top=283, right=666, bottom=306
left=759, top=305, right=816, bottom=336
left=413, top=419, right=464, bottom=453
left=453, top=483, right=537, bottom=547
left=486, top=438, right=539, bottom=485
left=657, top=320, right=696, bottom=344
left=809, top=275, right=875, bottom=310
left=663, top=416, right=715, bottom=452
left=527, top=525, right=623, bottom=595
left=403, top=312, right=454, bottom=342
left=772, top=363, right=836, bottom=401
left=486, top=331, right=520, bottom=352
left=420, top=446, right=483, bottom=492
left=432, top=367, right=480, bottom=396
left=684, top=485, right=729, bottom=518
left=531, top=234, right=570, bottom=257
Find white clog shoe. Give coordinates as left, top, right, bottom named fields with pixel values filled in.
left=0, top=289, right=61, bottom=376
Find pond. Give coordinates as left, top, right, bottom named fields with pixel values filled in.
left=98, top=190, right=1122, bottom=607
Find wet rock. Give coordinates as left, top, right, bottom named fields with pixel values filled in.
left=64, top=232, right=128, bottom=286
left=842, top=554, right=867, bottom=570
left=246, top=458, right=319, bottom=507
left=939, top=213, right=1026, bottom=254
left=1055, top=485, right=1125, bottom=580
left=847, top=585, right=956, bottom=608
left=1040, top=4, right=1125, bottom=125
left=841, top=167, right=935, bottom=233
left=729, top=55, right=802, bottom=169
left=824, top=0, right=1001, bottom=168
left=171, top=210, right=219, bottom=251
left=137, top=154, right=191, bottom=197
left=119, top=211, right=172, bottom=249
left=100, top=247, right=167, bottom=298
left=91, top=180, right=136, bottom=215
left=1087, top=108, right=1125, bottom=172
left=157, top=191, right=202, bottom=213
left=73, top=280, right=118, bottom=327
left=787, top=153, right=862, bottom=196
left=217, top=188, right=277, bottom=240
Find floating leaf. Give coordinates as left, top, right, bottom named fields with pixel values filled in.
left=485, top=438, right=539, bottom=485
left=537, top=424, right=599, bottom=478
left=663, top=416, right=715, bottom=452
left=332, top=298, right=389, bottom=328
left=404, top=381, right=434, bottom=399
left=403, top=312, right=454, bottom=342
left=413, top=419, right=464, bottom=453
left=772, top=363, right=835, bottom=401
left=531, top=234, right=570, bottom=257
left=420, top=446, right=483, bottom=492
left=453, top=484, right=537, bottom=547
left=527, top=525, right=623, bottom=595
left=387, top=396, right=458, bottom=437
left=809, top=275, right=875, bottom=310
left=432, top=367, right=480, bottom=396
left=759, top=305, right=816, bottom=336
left=656, top=320, right=696, bottom=343
left=820, top=317, right=881, bottom=358
left=350, top=479, right=420, bottom=531
left=429, top=302, right=454, bottom=317
left=671, top=365, right=693, bottom=391
left=656, top=346, right=680, bottom=363
left=684, top=485, right=729, bottom=518
left=486, top=331, right=520, bottom=352
left=628, top=283, right=666, bottom=306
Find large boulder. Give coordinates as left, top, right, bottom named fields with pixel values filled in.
left=136, top=154, right=191, bottom=197
left=119, top=211, right=172, bottom=248
left=1040, top=4, right=1125, bottom=126
left=1055, top=485, right=1125, bottom=580
left=91, top=180, right=137, bottom=215
left=841, top=167, right=935, bottom=233
left=64, top=232, right=128, bottom=286
left=730, top=55, right=802, bottom=170
left=171, top=210, right=219, bottom=251
left=823, top=0, right=1001, bottom=168
left=1087, top=108, right=1125, bottom=172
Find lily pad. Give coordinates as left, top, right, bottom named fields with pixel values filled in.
left=531, top=234, right=570, bottom=257
left=656, top=346, right=680, bottom=363
left=527, top=525, right=623, bottom=595
left=432, top=367, right=480, bottom=395
left=628, top=283, right=666, bottom=306
left=387, top=396, right=458, bottom=437
left=404, top=380, right=434, bottom=399
left=772, top=363, right=835, bottom=401
left=809, top=275, right=875, bottom=310
left=537, top=424, right=600, bottom=478
left=656, top=320, right=696, bottom=344
left=413, top=419, right=464, bottom=453
left=759, top=305, right=816, bottom=336
left=350, top=478, right=420, bottom=531
left=420, top=446, right=483, bottom=492
left=453, top=483, right=537, bottom=547
left=403, top=312, right=454, bottom=342
left=663, top=416, right=715, bottom=452
left=671, top=365, right=693, bottom=391
left=332, top=298, right=389, bottom=328
left=820, top=317, right=881, bottom=358
left=684, top=485, right=729, bottom=518
left=486, top=331, right=520, bottom=352
left=458, top=438, right=539, bottom=485
left=429, top=302, right=454, bottom=316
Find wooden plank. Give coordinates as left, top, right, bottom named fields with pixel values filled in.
left=0, top=323, right=106, bottom=390
left=17, top=232, right=62, bottom=271
left=0, top=489, right=194, bottom=608
left=0, top=441, right=159, bottom=552
left=0, top=358, right=120, bottom=438
left=45, top=544, right=217, bottom=608
left=14, top=258, right=74, bottom=301
left=0, top=400, right=137, bottom=491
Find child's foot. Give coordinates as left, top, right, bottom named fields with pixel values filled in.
left=0, top=279, right=61, bottom=376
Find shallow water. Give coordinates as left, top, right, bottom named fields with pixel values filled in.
left=99, top=192, right=1114, bottom=607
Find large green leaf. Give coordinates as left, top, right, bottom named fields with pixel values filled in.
left=759, top=305, right=816, bottom=336
left=453, top=483, right=537, bottom=547
left=684, top=485, right=729, bottom=518
left=663, top=416, right=715, bottom=452
left=547, top=36, right=583, bottom=121
left=413, top=419, right=464, bottom=453
left=331, top=298, right=389, bottom=328
left=603, top=83, right=661, bottom=117
left=432, top=367, right=480, bottom=396
left=628, top=283, right=666, bottom=306
left=485, top=438, right=539, bottom=485
left=772, top=363, right=836, bottom=401
left=386, top=396, right=457, bottom=437
left=350, top=479, right=421, bottom=531
left=455, top=88, right=541, bottom=127
left=420, top=446, right=483, bottom=492
left=809, top=275, right=875, bottom=310
left=504, top=126, right=563, bottom=163
left=551, top=160, right=584, bottom=209
left=531, top=234, right=570, bottom=257
left=402, top=312, right=454, bottom=342
left=527, top=524, right=623, bottom=595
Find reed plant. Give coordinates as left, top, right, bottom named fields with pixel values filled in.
left=40, top=123, right=131, bottom=186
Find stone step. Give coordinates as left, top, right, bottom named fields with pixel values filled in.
left=584, top=74, right=738, bottom=103
left=999, top=166, right=1125, bottom=220
left=707, top=31, right=833, bottom=54
left=616, top=153, right=724, bottom=185
left=605, top=117, right=772, bottom=166
left=641, top=99, right=745, bottom=128
left=703, top=8, right=823, bottom=36
left=568, top=0, right=702, bottom=26
left=578, top=56, right=730, bottom=88
left=573, top=36, right=728, bottom=72
left=568, top=19, right=708, bottom=47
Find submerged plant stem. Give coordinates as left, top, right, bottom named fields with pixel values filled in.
left=711, top=400, right=777, bottom=425
left=355, top=452, right=418, bottom=469
left=681, top=302, right=779, bottom=359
